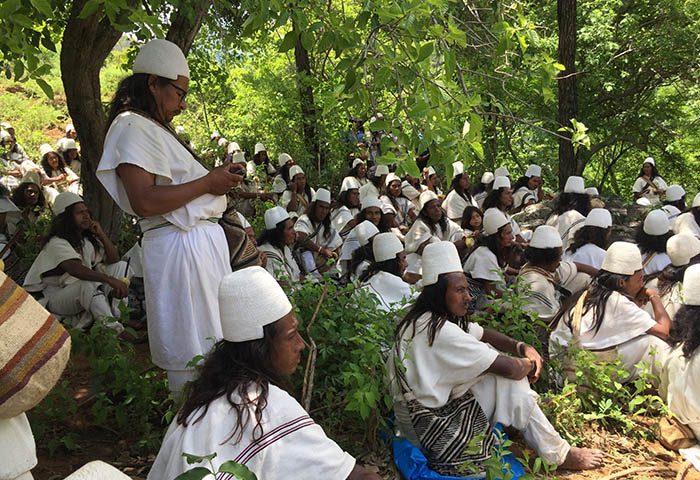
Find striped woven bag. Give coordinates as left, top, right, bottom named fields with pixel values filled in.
left=0, top=271, right=71, bottom=418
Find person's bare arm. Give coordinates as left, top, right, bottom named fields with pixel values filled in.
left=482, top=328, right=543, bottom=381
left=57, top=259, right=127, bottom=298
left=573, top=262, right=598, bottom=277
left=90, top=220, right=119, bottom=264
left=116, top=163, right=242, bottom=217
left=485, top=354, right=533, bottom=381
left=644, top=289, right=671, bottom=339
left=347, top=465, right=382, bottom=480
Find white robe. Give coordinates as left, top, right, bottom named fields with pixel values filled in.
left=362, top=271, right=415, bottom=312
left=404, top=217, right=464, bottom=275
left=359, top=181, right=380, bottom=201
left=442, top=190, right=475, bottom=222
left=380, top=195, right=415, bottom=226
left=330, top=205, right=358, bottom=235
left=547, top=210, right=585, bottom=251
left=463, top=246, right=501, bottom=283
left=148, top=385, right=356, bottom=479
left=97, top=111, right=230, bottom=371
left=660, top=346, right=700, bottom=439
left=633, top=176, right=668, bottom=205
left=0, top=414, right=37, bottom=480
left=643, top=278, right=683, bottom=321
left=674, top=212, right=700, bottom=237
left=642, top=251, right=671, bottom=275
left=512, top=186, right=537, bottom=211
left=259, top=242, right=301, bottom=282
left=565, top=243, right=606, bottom=270
left=279, top=189, right=314, bottom=218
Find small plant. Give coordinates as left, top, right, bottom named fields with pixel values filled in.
left=175, top=452, right=257, bottom=480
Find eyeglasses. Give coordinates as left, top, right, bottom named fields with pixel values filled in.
left=168, top=82, right=188, bottom=102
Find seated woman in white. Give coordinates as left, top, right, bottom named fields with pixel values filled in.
left=511, top=164, right=543, bottom=213
left=674, top=193, right=700, bottom=237
left=404, top=190, right=466, bottom=283
left=550, top=241, right=672, bottom=380
left=564, top=208, right=612, bottom=271
left=258, top=206, right=302, bottom=283
left=463, top=208, right=514, bottom=300
left=660, top=264, right=700, bottom=440
left=636, top=209, right=672, bottom=275
left=471, top=171, right=494, bottom=209
left=23, top=193, right=130, bottom=332
left=481, top=176, right=525, bottom=245
left=348, top=158, right=368, bottom=186
left=338, top=197, right=382, bottom=275
left=359, top=164, right=388, bottom=201
left=390, top=241, right=602, bottom=476
left=148, top=267, right=381, bottom=480
left=279, top=165, right=314, bottom=218
left=271, top=153, right=295, bottom=196
left=360, top=232, right=414, bottom=312
left=331, top=177, right=361, bottom=236
left=632, top=157, right=667, bottom=206
left=380, top=172, right=416, bottom=233
left=546, top=176, right=591, bottom=251
left=442, top=161, right=477, bottom=223
left=644, top=234, right=700, bottom=321
left=294, top=188, right=342, bottom=275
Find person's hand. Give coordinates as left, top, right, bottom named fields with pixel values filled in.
left=521, top=343, right=543, bottom=383
left=206, top=164, right=243, bottom=195
left=89, top=219, right=106, bottom=237
left=260, top=192, right=275, bottom=201
left=319, top=247, right=334, bottom=259
left=107, top=277, right=129, bottom=299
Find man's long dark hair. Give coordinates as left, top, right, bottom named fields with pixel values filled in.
left=567, top=226, right=611, bottom=254
left=474, top=224, right=511, bottom=267
left=43, top=203, right=100, bottom=251
left=636, top=226, right=672, bottom=256
left=12, top=182, right=46, bottom=210
left=359, top=254, right=402, bottom=283
left=106, top=73, right=171, bottom=128
left=177, top=322, right=286, bottom=443
left=482, top=188, right=510, bottom=212
left=550, top=192, right=591, bottom=217
left=668, top=305, right=700, bottom=358
left=448, top=174, right=475, bottom=205
left=418, top=203, right=448, bottom=235
left=396, top=273, right=469, bottom=347
left=307, top=200, right=332, bottom=240
left=646, top=253, right=700, bottom=296
left=257, top=219, right=287, bottom=250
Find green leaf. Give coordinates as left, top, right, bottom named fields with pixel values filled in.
left=173, top=467, right=212, bottom=480
left=35, top=78, right=53, bottom=99
left=218, top=461, right=258, bottom=480
left=29, top=0, right=53, bottom=17
left=300, top=31, right=313, bottom=51
left=79, top=0, right=102, bottom=19
left=10, top=14, right=35, bottom=29
left=278, top=31, right=297, bottom=53
left=182, top=452, right=217, bottom=465
left=13, top=60, right=24, bottom=81
left=416, top=42, right=434, bottom=63
left=0, top=0, right=21, bottom=17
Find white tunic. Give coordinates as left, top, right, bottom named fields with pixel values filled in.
left=359, top=181, right=380, bottom=201
left=463, top=246, right=501, bottom=283
left=259, top=242, right=301, bottom=282
left=148, top=385, right=356, bottom=479
left=279, top=189, right=314, bottom=218
left=643, top=278, right=683, bottom=321
left=380, top=195, right=415, bottom=226
left=674, top=212, right=700, bottom=237
left=633, top=176, right=668, bottom=205
left=547, top=210, right=585, bottom=251
left=24, top=237, right=105, bottom=291
left=512, top=186, right=537, bottom=211
left=642, top=251, right=671, bottom=275
left=442, top=190, right=475, bottom=222
left=565, top=243, right=606, bottom=270
left=473, top=191, right=488, bottom=209
left=97, top=111, right=230, bottom=371
left=330, top=205, right=358, bottom=235
left=362, top=271, right=415, bottom=312
left=294, top=215, right=342, bottom=251
left=660, top=347, right=700, bottom=439
left=404, top=218, right=464, bottom=275
left=0, top=414, right=37, bottom=480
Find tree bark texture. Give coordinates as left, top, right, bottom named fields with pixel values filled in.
left=557, top=0, right=578, bottom=188
left=166, top=0, right=212, bottom=55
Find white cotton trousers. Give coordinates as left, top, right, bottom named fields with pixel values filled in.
left=0, top=414, right=36, bottom=480
left=470, top=374, right=570, bottom=466
left=617, top=334, right=670, bottom=380
left=142, top=222, right=231, bottom=372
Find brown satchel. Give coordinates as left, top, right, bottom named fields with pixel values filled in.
left=219, top=206, right=263, bottom=272
left=658, top=415, right=696, bottom=451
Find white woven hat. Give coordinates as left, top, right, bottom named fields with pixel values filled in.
left=693, top=192, right=700, bottom=208
left=401, top=181, right=421, bottom=200
left=683, top=264, right=700, bottom=306
left=529, top=225, right=563, bottom=249
left=218, top=137, right=229, bottom=147
left=482, top=208, right=510, bottom=236
left=289, top=165, right=304, bottom=179
left=373, top=232, right=403, bottom=262
left=361, top=196, right=382, bottom=211
left=352, top=158, right=364, bottom=168
left=426, top=166, right=437, bottom=177
left=278, top=152, right=293, bottom=167
left=133, top=39, right=189, bottom=80
left=585, top=187, right=599, bottom=196
left=452, top=161, right=464, bottom=179
left=254, top=143, right=266, bottom=154
left=355, top=220, right=380, bottom=247
left=64, top=461, right=132, bottom=480
left=381, top=202, right=397, bottom=215
left=643, top=156, right=655, bottom=167
left=0, top=122, right=12, bottom=130
left=602, top=241, right=643, bottom=275
left=53, top=192, right=83, bottom=215
left=492, top=176, right=511, bottom=190
left=422, top=241, right=463, bottom=286
left=0, top=130, right=11, bottom=142
left=230, top=151, right=246, bottom=165
left=385, top=172, right=401, bottom=186
left=667, top=234, right=700, bottom=267
left=210, top=130, right=220, bottom=140
left=375, top=164, right=390, bottom=177
left=341, top=176, right=361, bottom=192
left=219, top=267, right=293, bottom=342
left=312, top=188, right=331, bottom=203
left=39, top=143, right=55, bottom=158
left=666, top=185, right=686, bottom=202
left=564, top=176, right=585, bottom=194
left=65, top=124, right=75, bottom=133
left=226, top=141, right=241, bottom=154
left=264, top=206, right=290, bottom=230
left=62, top=138, right=78, bottom=150
left=584, top=208, right=612, bottom=228
left=419, top=190, right=439, bottom=211
left=480, top=171, right=495, bottom=184
left=643, top=209, right=670, bottom=236
left=662, top=205, right=681, bottom=220
left=21, top=170, right=41, bottom=186
left=494, top=166, right=509, bottom=177
left=525, top=164, right=542, bottom=178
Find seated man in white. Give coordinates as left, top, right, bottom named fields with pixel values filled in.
left=148, top=267, right=381, bottom=480
left=360, top=232, right=415, bottom=312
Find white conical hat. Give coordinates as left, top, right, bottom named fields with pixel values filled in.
left=361, top=196, right=382, bottom=211
left=62, top=138, right=78, bottom=150
left=381, top=202, right=397, bottom=215
left=584, top=208, right=612, bottom=228
left=289, top=165, right=304, bottom=178
left=642, top=156, right=655, bottom=166
left=218, top=137, right=229, bottom=147
left=452, top=161, right=464, bottom=179
left=683, top=264, right=700, bottom=306
left=210, top=130, right=221, bottom=140
left=601, top=241, right=643, bottom=275
left=525, top=164, right=542, bottom=178
left=65, top=123, right=75, bottom=133
left=133, top=39, right=189, bottom=80
left=340, top=176, right=361, bottom=192
left=418, top=190, right=438, bottom=211
left=668, top=234, right=700, bottom=267
left=529, top=225, right=562, bottom=249
left=53, top=192, right=83, bottom=215
left=482, top=208, right=509, bottom=236
left=373, top=232, right=403, bottom=262
left=264, top=206, right=290, bottom=230
left=375, top=164, right=390, bottom=177
left=494, top=166, right=509, bottom=177
left=385, top=172, right=401, bottom=186
left=230, top=151, right=246, bottom=165
left=312, top=188, right=331, bottom=203
left=278, top=152, right=293, bottom=167
left=585, top=187, right=599, bottom=196
left=254, top=142, right=266, bottom=154
left=422, top=241, right=462, bottom=286
left=355, top=220, right=380, bottom=247
left=401, top=181, right=421, bottom=200
left=425, top=166, right=437, bottom=177
left=226, top=141, right=240, bottom=153
left=666, top=185, right=686, bottom=202
left=352, top=158, right=364, bottom=168
left=64, top=461, right=132, bottom=480
left=564, top=176, right=585, bottom=194
left=39, top=143, right=55, bottom=158
left=492, top=176, right=510, bottom=190
left=662, top=205, right=681, bottom=220
left=643, top=209, right=670, bottom=236
left=693, top=192, right=700, bottom=208
left=480, top=171, right=494, bottom=184
left=219, top=267, right=292, bottom=342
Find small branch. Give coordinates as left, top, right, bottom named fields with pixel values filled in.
left=301, top=285, right=328, bottom=411
left=600, top=466, right=674, bottom=480
left=675, top=462, right=692, bottom=480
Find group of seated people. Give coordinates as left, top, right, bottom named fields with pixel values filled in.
left=13, top=119, right=700, bottom=478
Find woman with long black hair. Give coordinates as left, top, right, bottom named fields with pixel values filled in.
left=564, top=208, right=612, bottom=270
left=294, top=188, right=342, bottom=275
left=511, top=164, right=543, bottom=213
left=636, top=209, right=672, bottom=275
left=546, top=176, right=592, bottom=250
left=359, top=232, right=414, bottom=311
left=442, top=161, right=476, bottom=222
left=471, top=171, right=494, bottom=209
left=390, top=241, right=602, bottom=476
left=258, top=206, right=302, bottom=283
left=380, top=172, right=416, bottom=231
left=632, top=157, right=667, bottom=205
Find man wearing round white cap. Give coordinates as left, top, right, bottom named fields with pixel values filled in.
left=473, top=171, right=494, bottom=209
left=251, top=142, right=276, bottom=177
left=359, top=164, right=389, bottom=201
left=632, top=157, right=667, bottom=205
left=258, top=206, right=302, bottom=283
left=546, top=176, right=591, bottom=251
left=294, top=188, right=342, bottom=275
left=511, top=164, right=543, bottom=213
left=271, top=152, right=295, bottom=194
left=381, top=172, right=417, bottom=230
left=331, top=176, right=362, bottom=235
left=663, top=184, right=686, bottom=212
left=338, top=197, right=382, bottom=277
left=442, top=161, right=477, bottom=222
left=636, top=209, right=672, bottom=275
left=564, top=208, right=612, bottom=270
left=360, top=232, right=414, bottom=312
left=23, top=192, right=131, bottom=332
left=550, top=241, right=671, bottom=379
left=279, top=165, right=314, bottom=217
left=340, top=220, right=379, bottom=282
left=149, top=267, right=381, bottom=480
left=97, top=39, right=243, bottom=393
left=391, top=241, right=602, bottom=474
left=660, top=264, right=700, bottom=441
left=674, top=192, right=700, bottom=237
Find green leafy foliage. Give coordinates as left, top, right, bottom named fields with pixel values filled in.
left=175, top=452, right=258, bottom=480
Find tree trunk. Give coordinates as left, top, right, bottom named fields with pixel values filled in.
left=557, top=0, right=578, bottom=188
left=60, top=0, right=123, bottom=237
left=293, top=25, right=325, bottom=172
left=166, top=0, right=212, bottom=55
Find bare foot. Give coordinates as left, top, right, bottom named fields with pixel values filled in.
left=558, top=447, right=604, bottom=470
